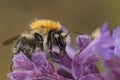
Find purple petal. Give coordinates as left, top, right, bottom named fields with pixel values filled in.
left=71, top=30, right=102, bottom=79
left=76, top=35, right=90, bottom=50
left=97, top=45, right=114, bottom=60
left=7, top=70, right=60, bottom=80
left=103, top=71, right=120, bottom=80
left=32, top=50, right=56, bottom=74
left=32, top=50, right=46, bottom=68
left=103, top=55, right=120, bottom=73
left=79, top=74, right=103, bottom=80
left=71, top=23, right=112, bottom=79
left=101, top=26, right=120, bottom=79
left=8, top=50, right=63, bottom=80
left=113, top=26, right=120, bottom=57
left=96, top=23, right=115, bottom=60
left=53, top=52, right=72, bottom=69
left=57, top=67, right=74, bottom=79
left=66, top=43, right=77, bottom=59
left=101, top=22, right=108, bottom=34
left=40, top=62, right=56, bottom=74
left=72, top=54, right=100, bottom=79
left=101, top=46, right=120, bottom=80
left=12, top=52, right=34, bottom=70
left=60, top=77, right=73, bottom=80
left=7, top=70, right=33, bottom=80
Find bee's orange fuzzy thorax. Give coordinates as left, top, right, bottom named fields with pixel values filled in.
left=30, top=19, right=61, bottom=31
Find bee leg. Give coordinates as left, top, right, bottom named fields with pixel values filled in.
left=59, top=40, right=66, bottom=55
left=14, top=37, right=26, bottom=55
left=47, top=31, right=53, bottom=59
left=47, top=41, right=52, bottom=59
left=34, top=33, right=44, bottom=51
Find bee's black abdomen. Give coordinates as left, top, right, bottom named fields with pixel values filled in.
left=13, top=33, right=44, bottom=60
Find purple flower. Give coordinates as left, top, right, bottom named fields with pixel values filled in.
left=7, top=23, right=120, bottom=80
left=72, top=34, right=103, bottom=80
left=96, top=22, right=115, bottom=60
left=7, top=35, right=103, bottom=80
left=91, top=22, right=120, bottom=80
left=113, top=26, right=120, bottom=57
left=103, top=55, right=120, bottom=80
left=7, top=51, right=61, bottom=80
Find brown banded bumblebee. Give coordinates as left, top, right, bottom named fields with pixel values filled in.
left=3, top=19, right=69, bottom=61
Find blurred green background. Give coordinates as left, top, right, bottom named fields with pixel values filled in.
left=0, top=0, right=120, bottom=79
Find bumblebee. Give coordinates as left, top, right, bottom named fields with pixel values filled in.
left=3, top=19, right=69, bottom=60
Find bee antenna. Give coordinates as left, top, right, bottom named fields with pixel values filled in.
left=64, top=32, right=70, bottom=37
left=71, top=31, right=84, bottom=35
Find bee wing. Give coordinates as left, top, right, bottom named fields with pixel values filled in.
left=2, top=35, right=20, bottom=45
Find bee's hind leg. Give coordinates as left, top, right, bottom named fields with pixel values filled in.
left=47, top=41, right=53, bottom=59
left=46, top=35, right=53, bottom=60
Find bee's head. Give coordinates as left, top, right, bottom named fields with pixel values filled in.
left=53, top=30, right=69, bottom=52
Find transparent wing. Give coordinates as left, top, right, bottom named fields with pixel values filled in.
left=2, top=35, right=20, bottom=45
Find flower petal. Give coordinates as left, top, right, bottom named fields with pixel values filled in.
left=8, top=50, right=64, bottom=80
left=76, top=35, right=90, bottom=50
left=53, top=52, right=72, bottom=69
left=113, top=26, right=120, bottom=57
left=57, top=67, right=74, bottom=79
left=96, top=23, right=115, bottom=60
left=79, top=74, right=103, bottom=80
left=7, top=70, right=33, bottom=80
left=66, top=44, right=77, bottom=59
left=72, top=54, right=100, bottom=79
left=103, top=55, right=120, bottom=80
left=98, top=34, right=114, bottom=60
left=103, top=71, right=120, bottom=80
left=12, top=52, right=34, bottom=70
left=32, top=50, right=46, bottom=67
left=7, top=70, right=60, bottom=80
left=32, top=50, right=56, bottom=74
left=101, top=22, right=108, bottom=34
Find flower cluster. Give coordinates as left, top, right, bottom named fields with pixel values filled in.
left=7, top=23, right=120, bottom=80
